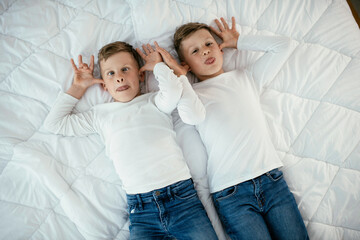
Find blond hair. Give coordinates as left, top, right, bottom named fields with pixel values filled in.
left=173, top=22, right=212, bottom=61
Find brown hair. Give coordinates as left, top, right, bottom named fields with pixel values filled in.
left=173, top=22, right=213, bottom=61
left=98, top=41, right=142, bottom=74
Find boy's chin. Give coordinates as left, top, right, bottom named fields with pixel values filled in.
left=114, top=97, right=133, bottom=103
left=112, top=90, right=141, bottom=103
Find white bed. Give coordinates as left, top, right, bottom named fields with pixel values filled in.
left=1, top=0, right=360, bottom=239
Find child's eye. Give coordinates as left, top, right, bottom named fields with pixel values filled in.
left=107, top=71, right=114, bottom=76
left=122, top=67, right=129, bottom=72
left=192, top=49, right=198, bottom=54
left=206, top=42, right=213, bottom=46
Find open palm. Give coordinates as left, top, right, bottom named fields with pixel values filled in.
left=136, top=43, right=163, bottom=74
left=210, top=17, right=239, bottom=50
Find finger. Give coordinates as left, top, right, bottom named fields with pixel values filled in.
left=142, top=44, right=150, bottom=55
left=155, top=44, right=166, bottom=55
left=78, top=55, right=83, bottom=65
left=147, top=43, right=154, bottom=53
left=214, top=19, right=225, bottom=32
left=156, top=47, right=170, bottom=61
left=154, top=41, right=167, bottom=52
left=136, top=48, right=147, bottom=59
left=89, top=55, right=95, bottom=71
left=157, top=49, right=167, bottom=62
left=231, top=16, right=236, bottom=30
left=221, top=17, right=229, bottom=30
left=156, top=46, right=164, bottom=56
left=154, top=42, right=167, bottom=55
left=154, top=41, right=161, bottom=50
left=70, top=58, right=78, bottom=71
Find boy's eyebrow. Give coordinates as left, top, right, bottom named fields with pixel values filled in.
left=100, top=65, right=113, bottom=72
left=186, top=37, right=215, bottom=51
left=102, top=67, right=112, bottom=73
left=102, top=63, right=131, bottom=72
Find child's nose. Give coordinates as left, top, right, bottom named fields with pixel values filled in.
left=202, top=49, right=210, bottom=55
left=116, top=78, right=124, bottom=83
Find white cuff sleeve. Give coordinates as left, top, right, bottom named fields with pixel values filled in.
left=153, top=62, right=183, bottom=114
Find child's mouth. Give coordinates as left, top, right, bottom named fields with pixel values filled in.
left=116, top=85, right=129, bottom=92
left=205, top=57, right=215, bottom=65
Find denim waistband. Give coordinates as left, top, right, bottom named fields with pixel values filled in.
left=212, top=168, right=282, bottom=195
left=126, top=178, right=193, bottom=205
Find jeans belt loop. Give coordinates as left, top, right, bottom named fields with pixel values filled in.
left=136, top=194, right=143, bottom=211
left=167, top=186, right=174, bottom=201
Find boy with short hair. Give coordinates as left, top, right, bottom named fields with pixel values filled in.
left=167, top=17, right=309, bottom=239
left=43, top=41, right=217, bottom=239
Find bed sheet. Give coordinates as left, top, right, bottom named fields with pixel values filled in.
left=1, top=0, right=360, bottom=239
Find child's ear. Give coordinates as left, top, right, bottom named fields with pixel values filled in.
left=139, top=70, right=145, bottom=82
left=218, top=43, right=224, bottom=53
left=181, top=62, right=191, bottom=72
left=102, top=83, right=108, bottom=91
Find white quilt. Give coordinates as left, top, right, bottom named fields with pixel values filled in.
left=1, top=0, right=360, bottom=239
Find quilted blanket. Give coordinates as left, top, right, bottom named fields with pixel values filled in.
left=1, top=0, right=360, bottom=239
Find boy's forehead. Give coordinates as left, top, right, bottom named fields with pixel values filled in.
left=100, top=52, right=138, bottom=70
left=181, top=29, right=214, bottom=49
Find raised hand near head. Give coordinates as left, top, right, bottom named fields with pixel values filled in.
left=70, top=55, right=103, bottom=89
left=154, top=41, right=189, bottom=77
left=210, top=17, right=239, bottom=50
left=136, top=43, right=163, bottom=74
left=67, top=55, right=104, bottom=99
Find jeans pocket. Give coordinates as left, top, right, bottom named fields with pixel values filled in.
left=173, top=187, right=198, bottom=200
left=266, top=169, right=283, bottom=182
left=214, top=185, right=237, bottom=202
left=127, top=204, right=137, bottom=214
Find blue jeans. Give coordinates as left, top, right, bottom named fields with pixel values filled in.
left=126, top=179, right=218, bottom=240
left=212, top=169, right=309, bottom=240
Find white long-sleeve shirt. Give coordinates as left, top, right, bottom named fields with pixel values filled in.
left=43, top=62, right=205, bottom=194
left=193, top=35, right=295, bottom=193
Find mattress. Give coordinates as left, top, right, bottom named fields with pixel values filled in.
left=1, top=0, right=360, bottom=239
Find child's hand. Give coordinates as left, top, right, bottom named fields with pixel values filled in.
left=70, top=55, right=103, bottom=90
left=136, top=43, right=163, bottom=74
left=210, top=16, right=239, bottom=50
left=155, top=42, right=189, bottom=77
left=67, top=55, right=103, bottom=99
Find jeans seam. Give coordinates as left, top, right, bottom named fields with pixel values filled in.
left=253, top=179, right=265, bottom=210
left=153, top=197, right=169, bottom=233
